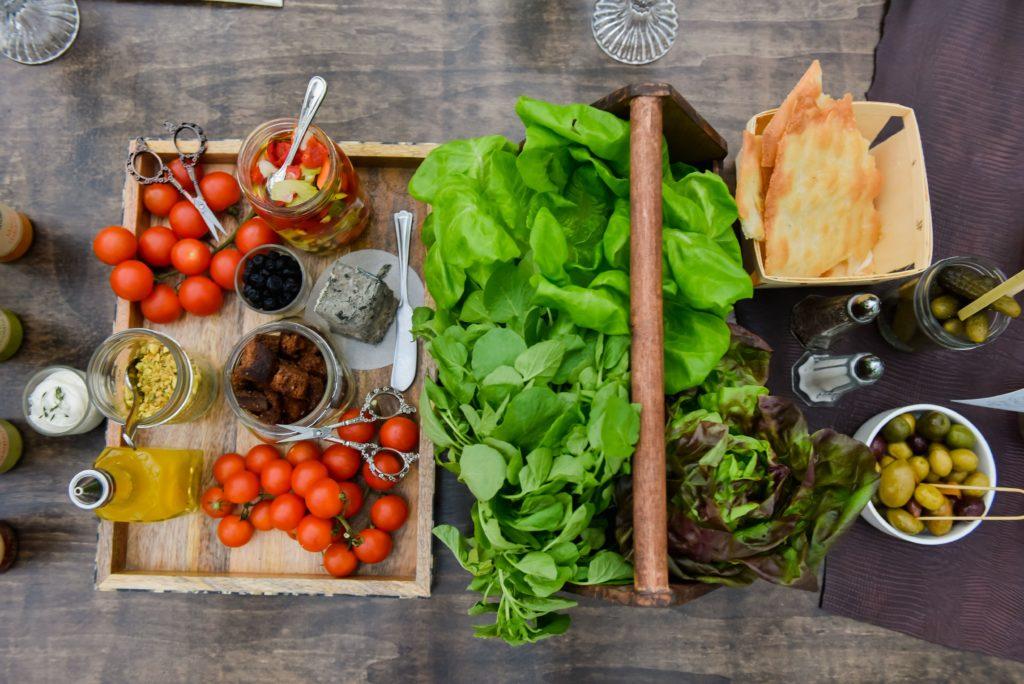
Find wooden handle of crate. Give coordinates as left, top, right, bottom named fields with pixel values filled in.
left=628, top=95, right=671, bottom=602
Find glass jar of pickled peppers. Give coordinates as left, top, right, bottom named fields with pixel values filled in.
left=87, top=329, right=218, bottom=429
left=237, top=119, right=371, bottom=254
left=877, top=256, right=1012, bottom=352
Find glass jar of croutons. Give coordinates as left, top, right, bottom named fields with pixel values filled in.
left=87, top=329, right=218, bottom=428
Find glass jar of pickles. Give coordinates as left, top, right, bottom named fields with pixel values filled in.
left=236, top=119, right=371, bottom=254
left=877, top=256, right=1014, bottom=352
left=86, top=329, right=218, bottom=429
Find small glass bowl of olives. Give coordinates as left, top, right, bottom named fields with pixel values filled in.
left=854, top=404, right=996, bottom=545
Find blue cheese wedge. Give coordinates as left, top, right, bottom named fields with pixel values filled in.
left=314, top=261, right=397, bottom=344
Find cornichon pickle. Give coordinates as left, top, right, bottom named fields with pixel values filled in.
left=942, top=318, right=965, bottom=337
left=937, top=265, right=1021, bottom=318
left=930, top=295, right=959, bottom=320
left=892, top=299, right=919, bottom=344
left=964, top=313, right=990, bottom=343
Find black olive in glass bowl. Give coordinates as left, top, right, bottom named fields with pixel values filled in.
left=234, top=245, right=310, bottom=315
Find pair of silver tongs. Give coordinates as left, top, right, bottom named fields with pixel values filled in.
left=276, top=386, right=418, bottom=482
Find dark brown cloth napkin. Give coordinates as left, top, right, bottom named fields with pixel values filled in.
left=811, top=0, right=1024, bottom=662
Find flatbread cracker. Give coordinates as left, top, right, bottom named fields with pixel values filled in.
left=736, top=131, right=765, bottom=240
left=762, top=94, right=882, bottom=277
left=761, top=60, right=822, bottom=168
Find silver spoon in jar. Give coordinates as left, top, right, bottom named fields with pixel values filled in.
left=121, top=355, right=144, bottom=449
left=265, top=75, right=328, bottom=193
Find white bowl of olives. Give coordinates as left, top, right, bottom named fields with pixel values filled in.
left=855, top=404, right=996, bottom=545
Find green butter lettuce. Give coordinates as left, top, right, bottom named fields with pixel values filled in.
left=410, top=96, right=752, bottom=645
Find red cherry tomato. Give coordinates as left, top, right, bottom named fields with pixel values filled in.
left=199, top=171, right=241, bottom=212
left=213, top=452, right=246, bottom=485
left=379, top=416, right=419, bottom=452
left=269, top=492, right=306, bottom=531
left=223, top=470, right=260, bottom=504
left=260, top=458, right=294, bottom=496
left=234, top=217, right=280, bottom=254
left=200, top=486, right=235, bottom=519
left=301, top=136, right=328, bottom=169
left=245, top=444, right=279, bottom=474
left=142, top=184, right=181, bottom=217
left=322, top=444, right=361, bottom=481
left=286, top=440, right=321, bottom=466
left=109, top=260, right=154, bottom=301
left=362, top=453, right=402, bottom=491
left=170, top=238, right=212, bottom=276
left=370, top=494, right=408, bottom=532
left=304, top=478, right=341, bottom=519
left=323, top=543, right=359, bottom=578
left=291, top=460, right=328, bottom=497
left=169, top=157, right=203, bottom=192
left=177, top=275, right=223, bottom=316
left=137, top=226, right=178, bottom=267
left=169, top=200, right=208, bottom=239
left=209, top=247, right=243, bottom=290
left=93, top=226, right=137, bottom=265
left=267, top=140, right=291, bottom=167
left=249, top=500, right=274, bottom=531
left=336, top=408, right=376, bottom=443
left=296, top=515, right=333, bottom=552
left=337, top=481, right=364, bottom=518
left=353, top=528, right=392, bottom=564
left=140, top=283, right=182, bottom=324
left=217, top=514, right=254, bottom=548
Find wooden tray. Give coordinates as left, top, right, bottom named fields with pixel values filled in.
left=95, top=139, right=438, bottom=597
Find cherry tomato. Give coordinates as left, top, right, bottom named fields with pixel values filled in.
left=234, top=217, right=280, bottom=254
left=137, top=226, right=178, bottom=267
left=200, top=486, right=235, bottom=519
left=336, top=408, right=376, bottom=443
left=291, top=460, right=328, bottom=497
left=370, top=494, right=408, bottom=532
left=217, top=514, right=254, bottom=548
left=93, top=226, right=137, bottom=265
left=323, top=543, right=359, bottom=578
left=142, top=184, right=181, bottom=217
left=245, top=444, right=279, bottom=474
left=249, top=500, right=274, bottom=531
left=223, top=470, right=260, bottom=504
left=169, top=157, right=203, bottom=192
left=199, top=171, right=241, bottom=212
left=140, top=283, right=182, bottom=324
left=213, top=452, right=246, bottom=485
left=209, top=247, right=243, bottom=290
left=286, top=440, right=321, bottom=466
left=353, top=528, right=392, bottom=564
left=379, top=416, right=419, bottom=452
left=269, top=492, right=306, bottom=531
left=109, top=260, right=154, bottom=301
left=338, top=481, right=364, bottom=518
left=362, top=453, right=402, bottom=491
left=260, top=458, right=294, bottom=496
left=178, top=275, right=223, bottom=316
left=170, top=238, right=212, bottom=276
left=169, top=200, right=208, bottom=239
left=305, top=478, right=342, bottom=518
left=301, top=136, right=328, bottom=169
left=322, top=444, right=361, bottom=481
left=295, top=515, right=333, bottom=552
left=267, top=140, right=291, bottom=167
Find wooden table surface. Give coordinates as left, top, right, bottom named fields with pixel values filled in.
left=1, top=1, right=1021, bottom=681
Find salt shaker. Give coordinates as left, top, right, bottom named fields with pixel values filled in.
left=791, top=293, right=881, bottom=349
left=792, top=351, right=884, bottom=407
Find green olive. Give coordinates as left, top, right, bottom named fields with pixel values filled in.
left=917, top=411, right=951, bottom=441
left=925, top=471, right=942, bottom=483
left=879, top=455, right=895, bottom=469
left=928, top=446, right=953, bottom=478
left=879, top=460, right=917, bottom=508
left=897, top=412, right=916, bottom=433
left=964, top=313, right=990, bottom=344
left=961, top=472, right=991, bottom=498
left=887, top=507, right=924, bottom=535
left=881, top=415, right=913, bottom=443
left=914, top=483, right=947, bottom=511
left=930, top=295, right=959, bottom=321
left=888, top=442, right=913, bottom=460
left=942, top=318, right=966, bottom=337
left=945, top=424, right=976, bottom=450
left=947, top=470, right=968, bottom=483
left=908, top=456, right=930, bottom=482
left=950, top=448, right=979, bottom=473
left=925, top=498, right=954, bottom=536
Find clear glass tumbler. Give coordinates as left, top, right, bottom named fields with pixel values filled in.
left=1, top=0, right=79, bottom=65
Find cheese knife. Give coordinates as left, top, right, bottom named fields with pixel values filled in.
left=390, top=210, right=417, bottom=391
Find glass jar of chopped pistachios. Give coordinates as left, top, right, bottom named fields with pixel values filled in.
left=87, top=329, right=218, bottom=428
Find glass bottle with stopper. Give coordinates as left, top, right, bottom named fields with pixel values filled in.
left=791, top=292, right=880, bottom=349
left=792, top=351, right=885, bottom=407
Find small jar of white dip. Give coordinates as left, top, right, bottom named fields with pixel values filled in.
left=22, top=366, right=104, bottom=436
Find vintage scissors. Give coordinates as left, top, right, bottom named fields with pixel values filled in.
left=126, top=122, right=228, bottom=242
left=276, top=386, right=419, bottom=482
